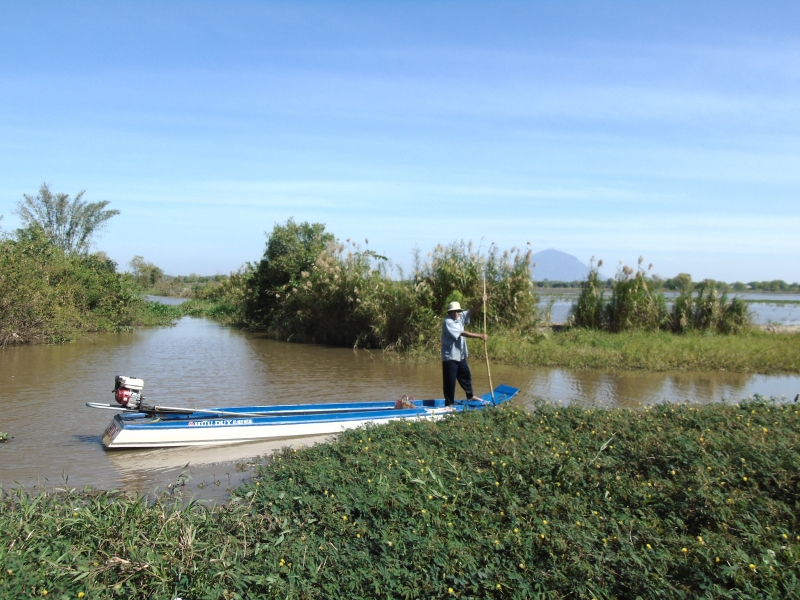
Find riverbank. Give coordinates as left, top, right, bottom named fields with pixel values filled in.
left=474, top=328, right=800, bottom=374
left=178, top=296, right=800, bottom=373
left=2, top=398, right=797, bottom=598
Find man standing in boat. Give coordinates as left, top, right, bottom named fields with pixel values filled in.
left=441, top=297, right=487, bottom=407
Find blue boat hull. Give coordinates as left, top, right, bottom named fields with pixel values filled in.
left=102, top=385, right=520, bottom=449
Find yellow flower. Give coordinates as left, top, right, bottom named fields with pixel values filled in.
left=78, top=594, right=85, bottom=599
left=540, top=534, right=545, bottom=539
left=749, top=563, right=756, bottom=571
left=428, top=495, right=433, bottom=500
left=496, top=584, right=502, bottom=589
left=542, top=520, right=547, bottom=525
left=681, top=547, right=688, bottom=553
left=421, top=509, right=426, bottom=513
left=743, top=477, right=748, bottom=481
left=41, top=591, right=48, bottom=596
left=646, top=544, right=652, bottom=549
left=495, top=481, right=499, bottom=486
left=342, top=515, right=347, bottom=520
left=715, top=557, right=720, bottom=563
left=356, top=533, right=361, bottom=538
left=448, top=588, right=454, bottom=594
left=387, top=541, right=393, bottom=546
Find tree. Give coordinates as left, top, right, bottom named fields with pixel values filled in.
left=15, top=182, right=119, bottom=254
left=129, top=256, right=164, bottom=288
left=245, top=219, right=334, bottom=327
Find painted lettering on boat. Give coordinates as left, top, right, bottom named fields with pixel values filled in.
left=103, top=421, right=119, bottom=442
left=187, top=418, right=254, bottom=427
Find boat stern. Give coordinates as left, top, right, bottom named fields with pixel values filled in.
left=102, top=414, right=125, bottom=448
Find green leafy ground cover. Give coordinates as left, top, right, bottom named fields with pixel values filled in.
left=2, top=399, right=799, bottom=598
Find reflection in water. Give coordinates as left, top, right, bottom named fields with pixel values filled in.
left=1, top=316, right=798, bottom=496
left=511, top=368, right=775, bottom=410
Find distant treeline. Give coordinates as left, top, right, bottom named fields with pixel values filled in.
left=129, top=255, right=230, bottom=298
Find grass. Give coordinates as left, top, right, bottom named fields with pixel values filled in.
left=2, top=398, right=798, bottom=598
left=477, top=328, right=800, bottom=374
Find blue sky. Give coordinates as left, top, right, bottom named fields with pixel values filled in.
left=1, top=1, right=798, bottom=282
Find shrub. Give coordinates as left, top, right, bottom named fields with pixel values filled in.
left=0, top=229, right=150, bottom=346
left=242, top=223, right=541, bottom=350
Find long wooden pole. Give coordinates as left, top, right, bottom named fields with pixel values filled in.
left=483, top=275, right=495, bottom=405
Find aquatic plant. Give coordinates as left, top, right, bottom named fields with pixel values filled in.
left=2, top=398, right=798, bottom=598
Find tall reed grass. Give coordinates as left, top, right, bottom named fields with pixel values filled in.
left=573, top=258, right=752, bottom=334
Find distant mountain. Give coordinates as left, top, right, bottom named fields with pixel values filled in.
left=531, top=249, right=605, bottom=282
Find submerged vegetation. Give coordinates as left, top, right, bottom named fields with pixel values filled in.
left=2, top=398, right=799, bottom=598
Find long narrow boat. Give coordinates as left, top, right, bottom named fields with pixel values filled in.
left=94, top=384, right=520, bottom=449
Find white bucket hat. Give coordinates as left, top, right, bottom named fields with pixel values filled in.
left=446, top=301, right=463, bottom=313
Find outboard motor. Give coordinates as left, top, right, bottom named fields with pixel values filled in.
left=113, top=375, right=145, bottom=410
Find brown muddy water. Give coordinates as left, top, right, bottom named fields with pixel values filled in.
left=2, top=316, right=798, bottom=500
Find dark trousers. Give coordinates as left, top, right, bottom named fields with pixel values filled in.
left=442, top=359, right=474, bottom=406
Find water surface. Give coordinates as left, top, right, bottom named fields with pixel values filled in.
left=2, top=316, right=798, bottom=497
